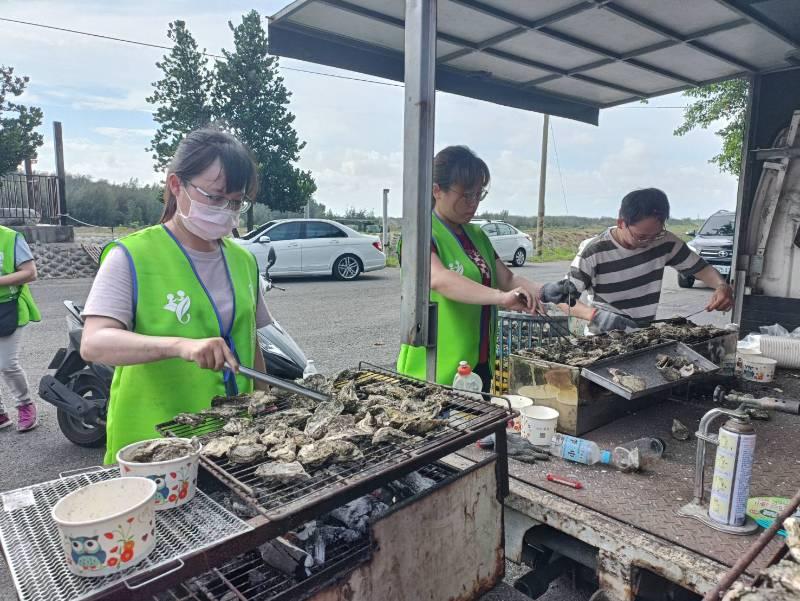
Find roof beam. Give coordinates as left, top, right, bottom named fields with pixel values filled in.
left=712, top=0, right=800, bottom=49
left=602, top=70, right=750, bottom=108
left=601, top=2, right=757, bottom=72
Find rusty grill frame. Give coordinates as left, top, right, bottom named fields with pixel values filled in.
left=157, top=363, right=513, bottom=541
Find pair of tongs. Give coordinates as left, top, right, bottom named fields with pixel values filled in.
left=227, top=363, right=330, bottom=403
left=514, top=292, right=575, bottom=346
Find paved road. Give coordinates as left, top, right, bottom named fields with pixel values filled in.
left=0, top=263, right=729, bottom=599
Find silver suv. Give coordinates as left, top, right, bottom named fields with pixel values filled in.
left=683, top=210, right=735, bottom=288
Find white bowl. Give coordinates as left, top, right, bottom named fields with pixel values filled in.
left=51, top=477, right=156, bottom=578
left=117, top=438, right=201, bottom=510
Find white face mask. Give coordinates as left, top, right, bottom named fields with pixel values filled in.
left=177, top=188, right=239, bottom=241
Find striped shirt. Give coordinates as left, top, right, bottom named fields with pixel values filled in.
left=568, top=228, right=708, bottom=326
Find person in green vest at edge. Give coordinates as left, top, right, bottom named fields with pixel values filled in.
left=0, top=225, right=41, bottom=432
left=397, top=146, right=577, bottom=391
left=81, top=127, right=274, bottom=464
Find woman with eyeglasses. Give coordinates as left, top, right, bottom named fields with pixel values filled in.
left=397, top=145, right=575, bottom=390
left=562, top=188, right=734, bottom=334
left=81, top=127, right=272, bottom=463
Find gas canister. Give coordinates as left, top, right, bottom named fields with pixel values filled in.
left=708, top=417, right=756, bottom=526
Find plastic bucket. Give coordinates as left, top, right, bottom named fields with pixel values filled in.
left=491, top=394, right=533, bottom=433
left=520, top=405, right=559, bottom=448
left=740, top=354, right=777, bottom=382
left=760, top=335, right=800, bottom=369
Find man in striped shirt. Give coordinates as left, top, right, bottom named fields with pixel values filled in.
left=562, top=188, right=734, bottom=333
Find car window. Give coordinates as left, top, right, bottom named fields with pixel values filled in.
left=306, top=221, right=347, bottom=239
left=241, top=221, right=276, bottom=240
left=498, top=224, right=515, bottom=236
left=699, top=215, right=735, bottom=236
left=482, top=223, right=499, bottom=237
left=267, top=222, right=304, bottom=241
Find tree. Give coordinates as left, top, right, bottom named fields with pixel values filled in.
left=212, top=10, right=315, bottom=214
left=0, top=66, right=43, bottom=175
left=146, top=21, right=213, bottom=173
left=674, top=79, right=749, bottom=177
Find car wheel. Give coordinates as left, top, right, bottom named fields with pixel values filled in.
left=333, top=254, right=362, bottom=281
left=678, top=274, right=695, bottom=288
left=512, top=248, right=527, bottom=267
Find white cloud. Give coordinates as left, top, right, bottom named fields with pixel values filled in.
left=93, top=127, right=154, bottom=138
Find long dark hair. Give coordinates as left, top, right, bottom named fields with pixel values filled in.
left=432, top=145, right=490, bottom=203
left=161, top=127, right=258, bottom=223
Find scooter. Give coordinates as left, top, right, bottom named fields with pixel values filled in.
left=38, top=246, right=310, bottom=448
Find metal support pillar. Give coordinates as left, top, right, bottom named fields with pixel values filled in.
left=382, top=188, right=390, bottom=249
left=399, top=0, right=438, bottom=382
left=536, top=114, right=549, bottom=256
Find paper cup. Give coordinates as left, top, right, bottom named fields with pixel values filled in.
left=491, top=394, right=533, bottom=433
left=520, top=405, right=559, bottom=448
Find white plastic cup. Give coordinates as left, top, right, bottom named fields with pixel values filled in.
left=520, top=405, right=560, bottom=448
left=491, top=394, right=533, bottom=433
left=740, top=355, right=777, bottom=382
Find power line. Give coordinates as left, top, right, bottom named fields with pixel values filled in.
left=548, top=120, right=569, bottom=215
left=0, top=16, right=403, bottom=88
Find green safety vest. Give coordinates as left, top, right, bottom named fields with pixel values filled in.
left=0, top=226, right=40, bottom=326
left=396, top=215, right=497, bottom=385
left=102, top=225, right=258, bottom=464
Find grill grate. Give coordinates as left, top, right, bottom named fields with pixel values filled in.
left=0, top=467, right=252, bottom=601
left=158, top=364, right=510, bottom=522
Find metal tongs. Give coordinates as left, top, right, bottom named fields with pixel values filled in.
left=514, top=291, right=575, bottom=346
left=228, top=364, right=330, bottom=403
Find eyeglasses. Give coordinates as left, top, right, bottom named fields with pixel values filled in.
left=627, top=226, right=667, bottom=243
left=458, top=187, right=489, bottom=205
left=183, top=181, right=252, bottom=213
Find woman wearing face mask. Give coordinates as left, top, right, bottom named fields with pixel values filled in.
left=81, top=127, right=272, bottom=463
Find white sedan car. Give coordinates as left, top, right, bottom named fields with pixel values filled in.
left=471, top=219, right=534, bottom=266
left=233, top=219, right=386, bottom=280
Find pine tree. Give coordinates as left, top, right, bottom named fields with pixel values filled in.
left=212, top=10, right=315, bottom=215
left=0, top=66, right=44, bottom=175
left=146, top=21, right=213, bottom=173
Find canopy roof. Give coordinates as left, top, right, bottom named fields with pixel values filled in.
left=269, top=0, right=800, bottom=125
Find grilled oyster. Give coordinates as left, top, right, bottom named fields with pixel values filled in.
left=248, top=391, right=277, bottom=417
left=268, top=440, right=298, bottom=463
left=260, top=426, right=291, bottom=448
left=255, top=461, right=311, bottom=484
left=211, top=393, right=251, bottom=407
left=270, top=408, right=313, bottom=430
left=304, top=400, right=345, bottom=440
left=297, top=439, right=364, bottom=469
left=223, top=417, right=253, bottom=435
left=400, top=418, right=447, bottom=435
left=360, top=383, right=408, bottom=400
left=174, top=412, right=205, bottom=427
left=323, top=415, right=373, bottom=442
left=300, top=373, right=332, bottom=394
left=202, top=436, right=237, bottom=458
left=335, top=379, right=361, bottom=413
left=123, top=438, right=194, bottom=463
left=785, top=517, right=800, bottom=563
left=679, top=364, right=696, bottom=378
left=228, top=442, right=267, bottom=464
left=356, top=413, right=377, bottom=434
left=671, top=418, right=691, bottom=441
left=607, top=368, right=647, bottom=393
left=372, top=426, right=412, bottom=445
left=201, top=405, right=242, bottom=419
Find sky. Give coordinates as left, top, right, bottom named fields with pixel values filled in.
left=1, top=0, right=740, bottom=219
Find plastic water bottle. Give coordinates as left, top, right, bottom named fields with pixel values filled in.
left=452, top=361, right=482, bottom=395
left=612, top=437, right=665, bottom=471
left=549, top=434, right=612, bottom=466
left=303, top=360, right=317, bottom=378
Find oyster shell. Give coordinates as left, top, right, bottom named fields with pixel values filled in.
left=223, top=417, right=253, bottom=435
left=174, top=412, right=205, bottom=427
left=671, top=418, right=691, bottom=441
left=260, top=426, right=291, bottom=448
left=335, top=379, right=361, bottom=413
left=304, top=400, right=345, bottom=440
left=607, top=368, right=647, bottom=393
left=360, top=383, right=408, bottom=400
left=300, top=373, right=332, bottom=394
left=297, top=439, right=364, bottom=469
left=202, top=436, right=238, bottom=458
left=271, top=408, right=313, bottom=430
left=785, top=517, right=800, bottom=563
left=248, top=391, right=277, bottom=417
left=400, top=418, right=447, bottom=435
left=356, top=413, right=377, bottom=434
left=323, top=414, right=373, bottom=442
left=123, top=439, right=194, bottom=463
left=255, top=461, right=310, bottom=484
left=268, top=440, right=298, bottom=463
left=211, top=393, right=251, bottom=408
left=372, top=427, right=412, bottom=445
left=201, top=405, right=242, bottom=419
left=228, top=442, right=267, bottom=464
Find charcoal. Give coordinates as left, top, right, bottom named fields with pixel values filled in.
left=329, top=496, right=389, bottom=534
left=259, top=537, right=313, bottom=578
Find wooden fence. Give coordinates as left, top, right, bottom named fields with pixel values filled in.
left=0, top=173, right=61, bottom=225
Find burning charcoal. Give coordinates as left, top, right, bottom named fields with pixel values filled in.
left=372, top=426, right=412, bottom=445
left=387, top=470, right=437, bottom=500
left=202, top=436, right=237, bottom=458
left=228, top=442, right=267, bottom=464
left=671, top=418, right=691, bottom=441
left=248, top=391, right=277, bottom=416
left=255, top=460, right=310, bottom=483
left=297, top=439, right=363, bottom=469
left=248, top=567, right=269, bottom=587
left=259, top=537, right=314, bottom=578
left=785, top=517, right=800, bottom=563
left=174, top=412, right=204, bottom=427
left=608, top=368, right=647, bottom=393
left=329, top=496, right=389, bottom=534
left=223, top=417, right=252, bottom=435
left=267, top=440, right=297, bottom=463
left=304, top=399, right=345, bottom=440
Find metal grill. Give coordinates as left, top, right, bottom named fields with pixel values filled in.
left=0, top=467, right=252, bottom=601
left=494, top=311, right=569, bottom=394
left=158, top=364, right=511, bottom=528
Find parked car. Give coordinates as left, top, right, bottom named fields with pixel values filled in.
left=233, top=219, right=386, bottom=280
left=682, top=209, right=735, bottom=288
left=471, top=219, right=534, bottom=266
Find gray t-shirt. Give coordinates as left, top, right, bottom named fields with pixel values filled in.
left=14, top=236, right=34, bottom=266
left=83, top=245, right=272, bottom=332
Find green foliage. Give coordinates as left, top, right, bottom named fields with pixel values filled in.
left=65, top=175, right=164, bottom=227
left=674, top=80, right=749, bottom=176
left=0, top=66, right=44, bottom=175
left=146, top=21, right=213, bottom=173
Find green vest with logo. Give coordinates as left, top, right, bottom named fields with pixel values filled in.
left=0, top=226, right=40, bottom=326
left=396, top=215, right=497, bottom=386
left=102, top=225, right=258, bottom=464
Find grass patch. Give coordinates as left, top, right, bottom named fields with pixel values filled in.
left=530, top=247, right=577, bottom=263
left=385, top=254, right=399, bottom=268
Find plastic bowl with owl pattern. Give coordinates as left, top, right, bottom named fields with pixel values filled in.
left=51, top=476, right=157, bottom=578
left=116, top=438, right=202, bottom=511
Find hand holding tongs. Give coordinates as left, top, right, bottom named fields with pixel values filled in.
left=514, top=292, right=575, bottom=346
left=226, top=363, right=330, bottom=403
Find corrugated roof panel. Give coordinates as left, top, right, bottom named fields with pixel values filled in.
left=447, top=51, right=551, bottom=83
left=578, top=61, right=685, bottom=94
left=547, top=7, right=667, bottom=54
left=337, top=0, right=404, bottom=20
left=438, top=0, right=515, bottom=44
left=612, top=0, right=740, bottom=36
left=288, top=2, right=404, bottom=51
left=701, top=23, right=795, bottom=69
left=636, top=44, right=743, bottom=82
left=537, top=76, right=631, bottom=105
left=491, top=29, right=606, bottom=71
left=482, top=0, right=588, bottom=22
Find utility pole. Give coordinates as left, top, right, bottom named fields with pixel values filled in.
left=536, top=114, right=549, bottom=257
left=53, top=121, right=67, bottom=226
left=382, top=188, right=389, bottom=249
